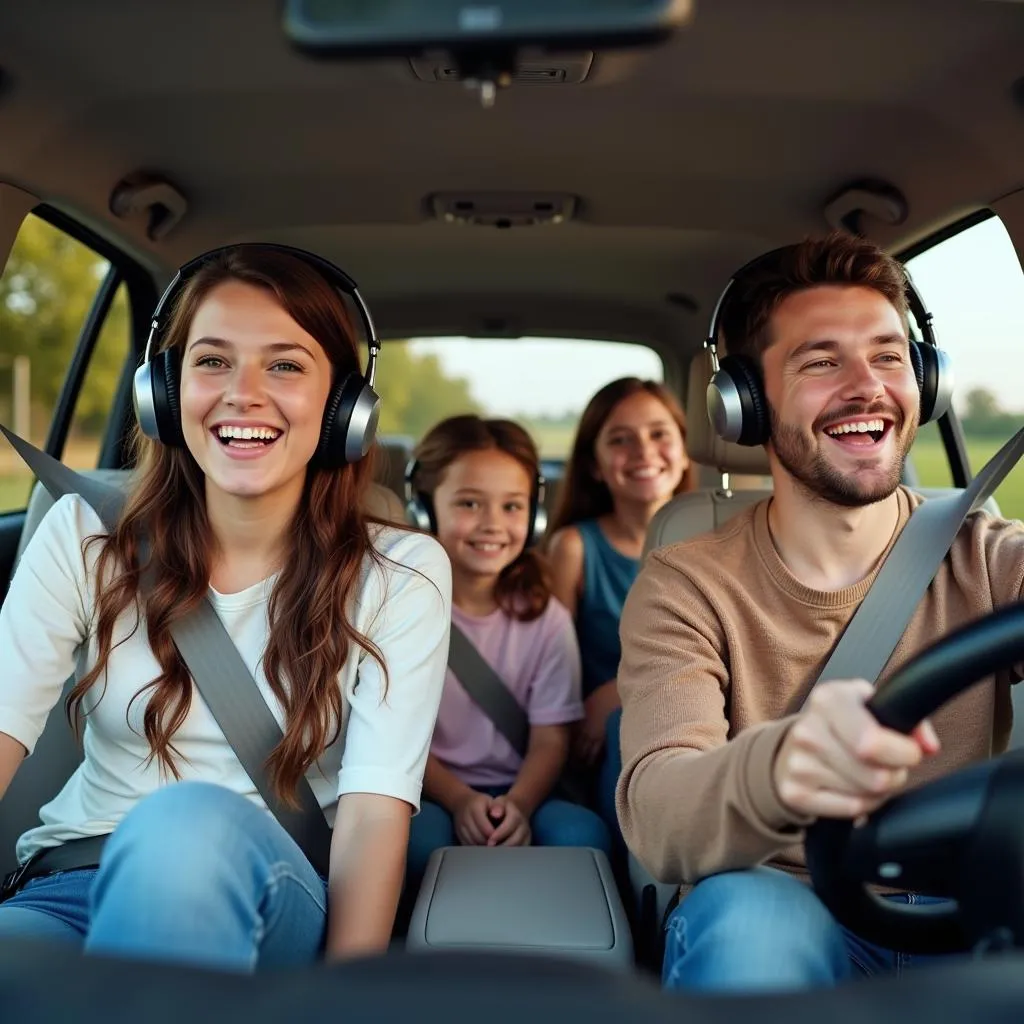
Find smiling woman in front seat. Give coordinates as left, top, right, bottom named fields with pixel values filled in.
left=0, top=244, right=451, bottom=971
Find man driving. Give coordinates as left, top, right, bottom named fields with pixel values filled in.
left=615, top=232, right=1024, bottom=991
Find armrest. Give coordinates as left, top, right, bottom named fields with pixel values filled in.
left=406, top=846, right=633, bottom=970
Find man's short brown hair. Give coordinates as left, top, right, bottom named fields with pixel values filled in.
left=719, top=231, right=910, bottom=362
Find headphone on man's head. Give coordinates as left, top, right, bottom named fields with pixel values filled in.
left=705, top=245, right=955, bottom=447
left=132, top=242, right=382, bottom=468
left=403, top=456, right=549, bottom=548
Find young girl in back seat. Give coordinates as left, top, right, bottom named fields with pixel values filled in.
left=403, top=415, right=611, bottom=885
left=546, top=378, right=694, bottom=841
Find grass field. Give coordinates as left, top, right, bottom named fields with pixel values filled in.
left=910, top=435, right=1023, bottom=521
left=1, top=431, right=1020, bottom=521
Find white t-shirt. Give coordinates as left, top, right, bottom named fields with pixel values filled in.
left=0, top=493, right=452, bottom=864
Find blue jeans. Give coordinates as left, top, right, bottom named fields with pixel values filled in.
left=662, top=866, right=955, bottom=992
left=407, top=783, right=611, bottom=882
left=0, top=782, right=327, bottom=971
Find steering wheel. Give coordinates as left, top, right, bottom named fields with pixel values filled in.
left=805, top=602, right=1024, bottom=955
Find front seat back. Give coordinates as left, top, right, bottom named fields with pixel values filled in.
left=644, top=348, right=772, bottom=555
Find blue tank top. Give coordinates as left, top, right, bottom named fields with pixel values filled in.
left=574, top=519, right=640, bottom=698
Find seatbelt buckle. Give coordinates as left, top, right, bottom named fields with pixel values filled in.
left=0, top=859, right=32, bottom=902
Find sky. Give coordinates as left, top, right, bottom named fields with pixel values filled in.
left=406, top=336, right=663, bottom=418
left=903, top=216, right=1024, bottom=416
left=408, top=215, right=1024, bottom=420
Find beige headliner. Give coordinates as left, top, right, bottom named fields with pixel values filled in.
left=2, top=0, right=1024, bottom=374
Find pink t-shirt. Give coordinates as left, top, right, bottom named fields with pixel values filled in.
left=431, top=597, right=584, bottom=788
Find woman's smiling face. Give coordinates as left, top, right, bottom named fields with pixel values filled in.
left=179, top=279, right=333, bottom=504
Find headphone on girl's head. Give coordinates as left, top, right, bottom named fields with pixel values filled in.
left=403, top=456, right=549, bottom=548
left=132, top=242, right=382, bottom=468
left=705, top=245, right=955, bottom=447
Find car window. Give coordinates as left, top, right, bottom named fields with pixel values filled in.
left=378, top=337, right=664, bottom=457
left=0, top=213, right=127, bottom=514
left=904, top=215, right=1024, bottom=521
left=64, top=282, right=131, bottom=467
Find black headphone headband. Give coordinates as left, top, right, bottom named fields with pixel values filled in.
left=706, top=244, right=937, bottom=352
left=403, top=455, right=548, bottom=547
left=145, top=242, right=380, bottom=381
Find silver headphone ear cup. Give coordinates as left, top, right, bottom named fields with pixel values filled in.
left=327, top=380, right=381, bottom=467
left=404, top=498, right=434, bottom=533
left=928, top=347, right=954, bottom=422
left=531, top=502, right=548, bottom=547
left=708, top=356, right=769, bottom=447
left=132, top=349, right=184, bottom=446
left=343, top=384, right=381, bottom=464
left=133, top=362, right=160, bottom=441
left=317, top=375, right=380, bottom=468
left=707, top=371, right=745, bottom=445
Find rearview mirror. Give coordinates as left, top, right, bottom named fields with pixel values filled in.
left=282, top=0, right=693, bottom=56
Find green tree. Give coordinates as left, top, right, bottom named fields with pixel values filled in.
left=960, top=386, right=1022, bottom=439
left=965, top=387, right=1001, bottom=423
left=376, top=341, right=481, bottom=437
left=0, top=214, right=127, bottom=440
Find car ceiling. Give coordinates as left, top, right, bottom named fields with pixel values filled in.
left=1, top=0, right=1024, bottom=372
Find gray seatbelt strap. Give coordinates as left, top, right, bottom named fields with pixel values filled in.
left=0, top=425, right=127, bottom=533
left=156, top=597, right=333, bottom=875
left=447, top=622, right=529, bottom=757
left=0, top=424, right=333, bottom=877
left=812, top=423, right=1024, bottom=691
left=447, top=623, right=590, bottom=805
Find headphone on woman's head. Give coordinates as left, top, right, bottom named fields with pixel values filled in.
left=132, top=242, right=382, bottom=468
left=705, top=246, right=955, bottom=447
left=403, top=456, right=549, bottom=548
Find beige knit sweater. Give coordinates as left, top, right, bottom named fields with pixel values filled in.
left=616, top=487, right=1024, bottom=888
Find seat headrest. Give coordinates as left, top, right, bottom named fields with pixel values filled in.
left=686, top=349, right=771, bottom=475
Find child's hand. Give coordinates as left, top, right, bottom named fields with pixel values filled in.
left=453, top=790, right=497, bottom=846
left=486, top=795, right=532, bottom=847
left=574, top=681, right=621, bottom=765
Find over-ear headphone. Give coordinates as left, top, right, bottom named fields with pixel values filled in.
left=705, top=245, right=954, bottom=447
left=132, top=242, right=382, bottom=468
left=403, top=456, right=549, bottom=548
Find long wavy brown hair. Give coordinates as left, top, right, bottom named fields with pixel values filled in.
left=547, top=377, right=696, bottom=534
left=411, top=415, right=550, bottom=622
left=69, top=245, right=388, bottom=805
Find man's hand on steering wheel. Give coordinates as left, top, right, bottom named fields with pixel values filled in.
left=773, top=679, right=942, bottom=820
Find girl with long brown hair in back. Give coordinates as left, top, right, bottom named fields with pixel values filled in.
left=0, top=244, right=451, bottom=969
left=403, top=415, right=610, bottom=888
left=546, top=377, right=693, bottom=840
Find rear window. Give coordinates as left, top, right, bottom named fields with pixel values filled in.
left=378, top=337, right=664, bottom=457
